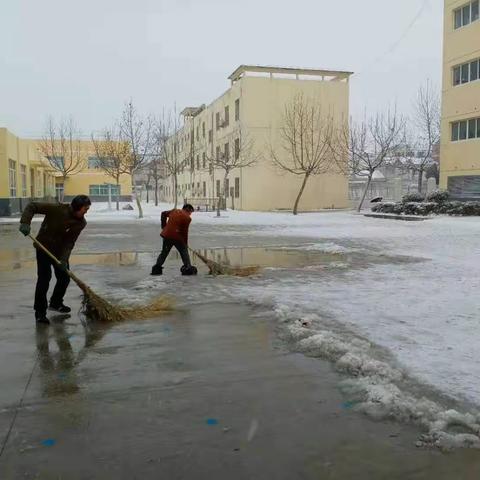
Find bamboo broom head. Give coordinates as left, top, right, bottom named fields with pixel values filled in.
left=192, top=250, right=261, bottom=277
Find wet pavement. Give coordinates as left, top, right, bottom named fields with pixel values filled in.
left=1, top=220, right=480, bottom=479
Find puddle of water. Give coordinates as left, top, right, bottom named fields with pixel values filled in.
left=194, top=246, right=422, bottom=271
left=195, top=247, right=343, bottom=269
left=0, top=251, right=139, bottom=271
left=0, top=244, right=423, bottom=273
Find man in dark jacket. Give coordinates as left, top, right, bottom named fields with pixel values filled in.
left=19, top=195, right=91, bottom=324
left=151, top=204, right=197, bottom=276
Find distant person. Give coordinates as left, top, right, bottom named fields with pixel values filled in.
left=151, top=204, right=197, bottom=276
left=19, top=195, right=91, bottom=324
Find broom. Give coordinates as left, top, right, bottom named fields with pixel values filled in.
left=189, top=247, right=260, bottom=277
left=29, top=235, right=173, bottom=322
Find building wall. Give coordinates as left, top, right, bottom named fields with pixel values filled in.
left=62, top=169, right=132, bottom=202
left=163, top=69, right=350, bottom=211
left=240, top=75, right=349, bottom=211
left=0, top=128, right=57, bottom=216
left=440, top=0, right=480, bottom=197
left=0, top=129, right=133, bottom=216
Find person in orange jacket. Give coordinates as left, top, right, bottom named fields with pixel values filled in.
left=151, top=204, right=197, bottom=276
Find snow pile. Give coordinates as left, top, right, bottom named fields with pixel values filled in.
left=274, top=305, right=480, bottom=450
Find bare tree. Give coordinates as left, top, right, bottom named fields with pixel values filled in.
left=39, top=116, right=85, bottom=200
left=153, top=109, right=182, bottom=208
left=211, top=127, right=258, bottom=216
left=146, top=154, right=165, bottom=206
left=91, top=127, right=130, bottom=210
left=408, top=80, right=441, bottom=194
left=119, top=101, right=154, bottom=218
left=271, top=94, right=336, bottom=215
left=333, top=108, right=406, bottom=212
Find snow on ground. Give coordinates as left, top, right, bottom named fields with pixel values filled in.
left=82, top=202, right=480, bottom=411
left=4, top=201, right=480, bottom=448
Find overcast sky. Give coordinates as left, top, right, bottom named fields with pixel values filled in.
left=1, top=0, right=443, bottom=137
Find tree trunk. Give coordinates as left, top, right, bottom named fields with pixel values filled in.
left=154, top=177, right=159, bottom=206
left=146, top=186, right=150, bottom=203
left=417, top=168, right=424, bottom=196
left=116, top=178, right=120, bottom=211
left=132, top=172, right=143, bottom=218
left=357, top=175, right=372, bottom=213
left=293, top=173, right=310, bottom=215
left=61, top=175, right=67, bottom=202
left=173, top=174, right=178, bottom=208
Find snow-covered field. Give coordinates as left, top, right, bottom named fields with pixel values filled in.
left=5, top=201, right=480, bottom=447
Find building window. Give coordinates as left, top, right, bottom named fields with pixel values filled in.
left=203, top=181, right=206, bottom=197
left=36, top=171, right=42, bottom=197
left=56, top=183, right=64, bottom=200
left=224, top=142, right=229, bottom=160
left=202, top=152, right=206, bottom=169
left=235, top=138, right=240, bottom=160
left=196, top=125, right=199, bottom=141
left=9, top=159, right=17, bottom=197
left=452, top=117, right=480, bottom=141
left=89, top=184, right=121, bottom=196
left=216, top=112, right=220, bottom=131
left=234, top=177, right=240, bottom=198
left=208, top=129, right=213, bottom=143
left=20, top=165, right=27, bottom=197
left=453, top=58, right=480, bottom=86
left=225, top=178, right=229, bottom=197
left=202, top=122, right=205, bottom=138
left=30, top=168, right=35, bottom=197
left=454, top=1, right=479, bottom=29
left=216, top=146, right=221, bottom=161
left=196, top=155, right=200, bottom=169
left=224, top=106, right=229, bottom=127
left=235, top=99, right=240, bottom=121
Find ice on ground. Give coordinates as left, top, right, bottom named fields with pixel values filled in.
left=70, top=202, right=480, bottom=449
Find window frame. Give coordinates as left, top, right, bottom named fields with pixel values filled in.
left=8, top=159, right=17, bottom=197
left=89, top=184, right=121, bottom=196
left=20, top=164, right=27, bottom=197
left=234, top=177, right=240, bottom=198
left=454, top=1, right=480, bottom=29
left=452, top=57, right=480, bottom=86
left=224, top=105, right=229, bottom=127
left=235, top=99, right=240, bottom=121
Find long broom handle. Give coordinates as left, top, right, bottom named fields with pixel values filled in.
left=28, top=234, right=63, bottom=266
left=27, top=234, right=82, bottom=283
left=27, top=235, right=94, bottom=295
left=187, top=247, right=210, bottom=267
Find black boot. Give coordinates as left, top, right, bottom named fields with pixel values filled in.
left=49, top=303, right=71, bottom=313
left=35, top=312, right=50, bottom=324
left=151, top=265, right=163, bottom=276
left=180, top=265, right=198, bottom=276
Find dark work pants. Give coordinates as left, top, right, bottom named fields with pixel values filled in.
left=155, top=238, right=191, bottom=268
left=34, top=249, right=70, bottom=315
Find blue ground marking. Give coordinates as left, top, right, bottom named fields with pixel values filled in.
left=41, top=439, right=56, bottom=447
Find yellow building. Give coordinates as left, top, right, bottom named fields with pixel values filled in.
left=0, top=127, right=132, bottom=216
left=440, top=0, right=480, bottom=198
left=0, top=128, right=56, bottom=216
left=163, top=65, right=352, bottom=212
